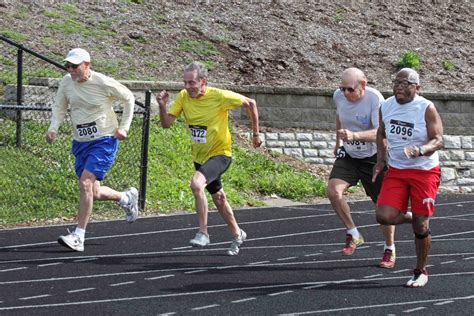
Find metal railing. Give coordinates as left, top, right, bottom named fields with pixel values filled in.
left=0, top=35, right=151, bottom=224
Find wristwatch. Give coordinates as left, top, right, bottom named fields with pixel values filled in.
left=418, top=146, right=425, bottom=156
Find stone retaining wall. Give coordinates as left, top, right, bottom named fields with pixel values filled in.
left=3, top=78, right=473, bottom=192
left=240, top=131, right=474, bottom=193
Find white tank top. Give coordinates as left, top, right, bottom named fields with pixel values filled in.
left=381, top=95, right=439, bottom=170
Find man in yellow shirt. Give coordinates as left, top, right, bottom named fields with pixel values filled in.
left=157, top=61, right=262, bottom=256
left=46, top=48, right=139, bottom=252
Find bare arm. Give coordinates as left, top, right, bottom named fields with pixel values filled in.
left=156, top=90, right=176, bottom=128
left=241, top=97, right=262, bottom=148
left=372, top=108, right=387, bottom=182
left=419, top=104, right=443, bottom=156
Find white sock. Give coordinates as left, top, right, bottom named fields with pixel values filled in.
left=384, top=243, right=395, bottom=251
left=347, top=227, right=360, bottom=239
left=119, top=192, right=129, bottom=206
left=74, top=227, right=86, bottom=240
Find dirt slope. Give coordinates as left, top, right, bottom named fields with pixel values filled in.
left=1, top=0, right=472, bottom=93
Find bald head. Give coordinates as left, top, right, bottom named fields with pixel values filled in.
left=339, top=67, right=367, bottom=102
left=341, top=67, right=367, bottom=85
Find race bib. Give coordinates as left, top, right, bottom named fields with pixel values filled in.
left=345, top=140, right=368, bottom=151
left=388, top=119, right=414, bottom=141
left=189, top=125, right=207, bottom=144
left=76, top=122, right=99, bottom=140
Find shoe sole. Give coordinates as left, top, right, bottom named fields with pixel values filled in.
left=58, top=237, right=84, bottom=252
left=189, top=243, right=209, bottom=247
left=126, top=188, right=139, bottom=223
left=380, top=263, right=395, bottom=269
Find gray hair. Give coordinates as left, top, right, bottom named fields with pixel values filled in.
left=184, top=61, right=208, bottom=80
left=397, top=68, right=420, bottom=85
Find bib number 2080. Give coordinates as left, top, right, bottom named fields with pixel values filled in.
left=76, top=122, right=99, bottom=140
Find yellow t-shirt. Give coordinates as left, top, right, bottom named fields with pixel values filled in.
left=168, top=87, right=245, bottom=164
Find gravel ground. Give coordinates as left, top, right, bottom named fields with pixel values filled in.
left=1, top=1, right=472, bottom=93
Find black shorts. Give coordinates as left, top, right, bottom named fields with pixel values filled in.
left=329, top=154, right=386, bottom=203
left=194, top=155, right=232, bottom=194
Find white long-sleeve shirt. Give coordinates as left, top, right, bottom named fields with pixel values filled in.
left=48, top=71, right=135, bottom=142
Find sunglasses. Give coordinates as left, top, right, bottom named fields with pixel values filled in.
left=65, top=62, right=82, bottom=69
left=339, top=86, right=355, bottom=93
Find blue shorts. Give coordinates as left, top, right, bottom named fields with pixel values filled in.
left=71, top=137, right=118, bottom=181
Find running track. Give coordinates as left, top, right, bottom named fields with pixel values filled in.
left=0, top=194, right=473, bottom=315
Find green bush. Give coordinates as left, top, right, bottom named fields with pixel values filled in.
left=398, top=51, right=421, bottom=70
left=442, top=60, right=454, bottom=71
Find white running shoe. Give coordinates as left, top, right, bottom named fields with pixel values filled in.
left=58, top=230, right=84, bottom=252
left=189, top=232, right=210, bottom=247
left=227, top=229, right=247, bottom=256
left=406, top=268, right=428, bottom=288
left=122, top=187, right=139, bottom=223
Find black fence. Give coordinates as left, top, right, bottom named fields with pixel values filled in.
left=0, top=35, right=151, bottom=225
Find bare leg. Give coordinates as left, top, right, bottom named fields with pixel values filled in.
left=381, top=224, right=395, bottom=247
left=77, top=170, right=96, bottom=230
left=212, top=189, right=240, bottom=238
left=327, top=178, right=355, bottom=229
left=413, top=215, right=431, bottom=269
left=92, top=181, right=123, bottom=202
left=376, top=205, right=412, bottom=226
left=190, top=171, right=209, bottom=236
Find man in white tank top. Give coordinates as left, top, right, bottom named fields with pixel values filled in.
left=372, top=68, right=444, bottom=288
left=327, top=68, right=396, bottom=268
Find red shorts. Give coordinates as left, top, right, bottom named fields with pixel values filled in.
left=377, top=166, right=440, bottom=216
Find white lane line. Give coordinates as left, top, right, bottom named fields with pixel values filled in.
left=158, top=313, right=176, bottom=316
left=440, top=260, right=456, bottom=264
left=172, top=246, right=191, bottom=250
left=249, top=261, right=270, bottom=265
left=2, top=284, right=473, bottom=312
left=0, top=267, right=27, bottom=272
left=403, top=306, right=426, bottom=313
left=363, top=274, right=383, bottom=279
left=145, top=274, right=175, bottom=280
left=303, top=284, right=325, bottom=290
left=232, top=297, right=256, bottom=303
left=0, top=212, right=342, bottom=250
left=391, top=269, right=411, bottom=274
left=67, top=288, right=95, bottom=293
left=268, top=290, right=293, bottom=297
left=2, top=253, right=474, bottom=286
left=304, top=253, right=322, bottom=257
left=184, top=269, right=207, bottom=274
left=73, top=258, right=98, bottom=263
left=277, top=257, right=297, bottom=261
left=357, top=246, right=371, bottom=250
left=109, top=281, right=135, bottom=287
left=330, top=250, right=341, bottom=253
left=463, top=257, right=474, bottom=260
left=3, top=200, right=471, bottom=251
left=191, top=304, right=220, bottom=311
left=333, top=279, right=356, bottom=284
left=280, top=295, right=474, bottom=315
left=433, top=300, right=454, bottom=306
left=19, top=294, right=51, bottom=300
left=3, top=236, right=474, bottom=266
left=37, top=262, right=63, bottom=268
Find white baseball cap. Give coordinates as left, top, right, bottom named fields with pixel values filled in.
left=64, top=48, right=91, bottom=64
